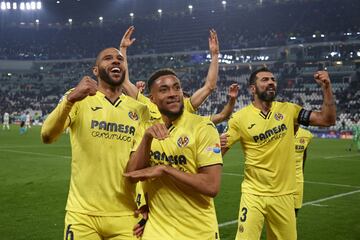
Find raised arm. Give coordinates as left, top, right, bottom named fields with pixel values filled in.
left=41, top=76, right=97, bottom=144
left=211, top=83, right=239, bottom=125
left=119, top=26, right=139, bottom=98
left=190, top=29, right=219, bottom=109
left=308, top=71, right=336, bottom=127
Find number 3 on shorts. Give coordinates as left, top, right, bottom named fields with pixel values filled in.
left=65, top=224, right=74, bottom=240
left=240, top=207, right=248, bottom=222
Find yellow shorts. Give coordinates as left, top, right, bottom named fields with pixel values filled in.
left=294, top=182, right=304, bottom=209
left=64, top=211, right=141, bottom=240
left=235, top=193, right=296, bottom=240
left=142, top=213, right=220, bottom=240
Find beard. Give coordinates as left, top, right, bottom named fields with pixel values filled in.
left=158, top=102, right=184, bottom=120
left=99, top=67, right=125, bottom=87
left=256, top=85, right=277, bottom=102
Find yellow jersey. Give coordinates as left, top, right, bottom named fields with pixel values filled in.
left=294, top=127, right=313, bottom=183
left=137, top=93, right=196, bottom=119
left=225, top=101, right=302, bottom=196
left=137, top=110, right=222, bottom=239
left=47, top=91, right=149, bottom=216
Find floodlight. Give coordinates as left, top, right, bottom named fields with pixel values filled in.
left=35, top=19, right=39, bottom=24
left=26, top=2, right=30, bottom=10
left=188, top=5, right=193, bottom=9
left=36, top=1, right=41, bottom=9
left=0, top=2, right=5, bottom=10
left=12, top=2, right=16, bottom=9
left=68, top=18, right=73, bottom=23
left=222, top=1, right=227, bottom=5
left=20, top=2, right=24, bottom=10
left=30, top=1, right=35, bottom=10
left=129, top=12, right=134, bottom=17
left=99, top=16, right=103, bottom=21
left=6, top=1, right=10, bottom=9
left=157, top=9, right=162, bottom=13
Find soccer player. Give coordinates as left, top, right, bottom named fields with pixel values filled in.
left=41, top=47, right=149, bottom=240
left=294, top=125, right=313, bottom=216
left=349, top=123, right=360, bottom=152
left=124, top=69, right=223, bottom=240
left=3, top=112, right=10, bottom=130
left=25, top=111, right=31, bottom=129
left=221, top=67, right=336, bottom=240
left=134, top=80, right=240, bottom=125
left=119, top=26, right=219, bottom=118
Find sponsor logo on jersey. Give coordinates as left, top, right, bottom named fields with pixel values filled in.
left=206, top=143, right=221, bottom=154
left=177, top=136, right=189, bottom=148
left=128, top=111, right=139, bottom=121
left=274, top=112, right=284, bottom=121
left=91, top=106, right=103, bottom=111
left=150, top=150, right=187, bottom=165
left=91, top=120, right=135, bottom=135
left=295, top=145, right=305, bottom=151
left=253, top=123, right=287, bottom=143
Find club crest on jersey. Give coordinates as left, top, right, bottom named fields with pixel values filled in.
left=274, top=112, right=284, bottom=121
left=177, top=136, right=189, bottom=148
left=300, top=138, right=305, bottom=144
left=206, top=143, right=221, bottom=154
left=128, top=111, right=139, bottom=121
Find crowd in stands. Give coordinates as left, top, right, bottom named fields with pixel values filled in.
left=1, top=52, right=359, bottom=131
left=1, top=0, right=360, bottom=131
left=0, top=0, right=359, bottom=60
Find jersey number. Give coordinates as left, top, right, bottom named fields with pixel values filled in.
left=65, top=224, right=74, bottom=240
left=240, top=207, right=248, bottom=222
left=136, top=193, right=142, bottom=207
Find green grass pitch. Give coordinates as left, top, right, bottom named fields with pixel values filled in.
left=0, top=126, right=359, bottom=239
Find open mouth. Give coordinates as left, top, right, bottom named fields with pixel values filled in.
left=110, top=67, right=121, bottom=74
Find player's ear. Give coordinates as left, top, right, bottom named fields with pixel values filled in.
left=149, top=94, right=154, bottom=103
left=249, top=85, right=255, bottom=95
left=92, top=66, right=99, bottom=77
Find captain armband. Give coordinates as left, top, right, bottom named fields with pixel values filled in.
left=297, top=109, right=312, bottom=126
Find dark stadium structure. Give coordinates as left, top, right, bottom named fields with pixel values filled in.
left=1, top=0, right=360, bottom=132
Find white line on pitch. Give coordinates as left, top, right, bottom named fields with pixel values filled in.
left=0, top=144, right=68, bottom=149
left=219, top=189, right=360, bottom=228
left=302, top=189, right=360, bottom=206
left=0, top=149, right=71, bottom=159
left=322, top=154, right=360, bottom=159
left=223, top=172, right=360, bottom=188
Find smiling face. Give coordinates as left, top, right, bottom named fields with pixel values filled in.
left=149, top=74, right=184, bottom=120
left=251, top=71, right=277, bottom=102
left=93, top=48, right=126, bottom=87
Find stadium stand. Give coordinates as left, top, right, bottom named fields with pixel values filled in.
left=1, top=0, right=359, bottom=131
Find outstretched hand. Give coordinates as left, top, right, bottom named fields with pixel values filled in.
left=228, top=83, right=240, bottom=99
left=135, top=81, right=146, bottom=93
left=209, top=29, right=219, bottom=56
left=120, top=26, right=136, bottom=49
left=124, top=165, right=167, bottom=182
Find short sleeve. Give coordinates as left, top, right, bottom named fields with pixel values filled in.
left=137, top=93, right=161, bottom=119
left=195, top=121, right=223, bottom=168
left=184, top=97, right=196, bottom=113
